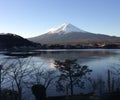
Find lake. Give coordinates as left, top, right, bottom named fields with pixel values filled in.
left=1, top=49, right=120, bottom=98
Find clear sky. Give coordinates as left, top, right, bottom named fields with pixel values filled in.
left=0, top=0, right=120, bottom=38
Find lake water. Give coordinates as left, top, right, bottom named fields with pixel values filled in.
left=1, top=49, right=120, bottom=97
left=26, top=49, right=120, bottom=78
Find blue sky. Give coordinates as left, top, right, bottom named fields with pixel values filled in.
left=0, top=0, right=120, bottom=38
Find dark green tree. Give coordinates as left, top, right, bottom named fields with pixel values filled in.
left=31, top=84, right=46, bottom=100
left=1, top=89, right=18, bottom=100
left=54, top=59, right=92, bottom=96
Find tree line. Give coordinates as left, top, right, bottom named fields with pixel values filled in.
left=0, top=58, right=120, bottom=100
left=40, top=43, right=120, bottom=49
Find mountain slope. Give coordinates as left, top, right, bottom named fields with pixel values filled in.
left=48, top=23, right=86, bottom=34
left=29, top=23, right=120, bottom=45
left=0, top=33, right=39, bottom=50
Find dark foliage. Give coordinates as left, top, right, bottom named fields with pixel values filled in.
left=54, top=59, right=92, bottom=96
left=1, top=89, right=18, bottom=100
left=31, top=84, right=46, bottom=100
left=0, top=33, right=40, bottom=50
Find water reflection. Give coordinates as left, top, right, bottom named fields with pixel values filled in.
left=3, top=49, right=120, bottom=70
left=1, top=49, right=120, bottom=96
left=2, top=49, right=120, bottom=78
left=33, top=49, right=118, bottom=59
left=50, top=61, right=55, bottom=69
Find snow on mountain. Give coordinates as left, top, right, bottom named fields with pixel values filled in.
left=29, top=23, right=120, bottom=45
left=48, top=23, right=86, bottom=34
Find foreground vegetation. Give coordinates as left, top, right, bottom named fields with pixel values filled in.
left=0, top=58, right=120, bottom=100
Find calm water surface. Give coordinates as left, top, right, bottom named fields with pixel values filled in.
left=0, top=49, right=120, bottom=97
left=30, top=49, right=120, bottom=75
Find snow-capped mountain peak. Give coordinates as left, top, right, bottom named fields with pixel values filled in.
left=48, top=23, right=86, bottom=34
left=29, top=23, right=120, bottom=45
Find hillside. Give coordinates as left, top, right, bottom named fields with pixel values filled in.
left=0, top=33, right=40, bottom=50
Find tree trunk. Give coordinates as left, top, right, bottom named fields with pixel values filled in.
left=70, top=76, right=73, bottom=96
left=112, top=78, right=114, bottom=93
left=18, top=86, right=22, bottom=100
left=66, top=84, right=69, bottom=100
left=108, top=70, right=111, bottom=93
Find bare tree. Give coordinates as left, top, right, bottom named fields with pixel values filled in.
left=97, top=76, right=105, bottom=95
left=88, top=78, right=98, bottom=93
left=0, top=58, right=14, bottom=99
left=29, top=62, right=58, bottom=90
left=0, top=59, right=12, bottom=85
left=30, top=69, right=58, bottom=100
left=88, top=76, right=105, bottom=95
left=110, top=64, right=120, bottom=91
left=7, top=58, right=32, bottom=100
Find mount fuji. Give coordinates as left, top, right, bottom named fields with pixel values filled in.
left=29, top=23, right=120, bottom=45
left=47, top=23, right=87, bottom=34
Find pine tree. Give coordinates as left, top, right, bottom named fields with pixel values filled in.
left=55, top=59, right=92, bottom=95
